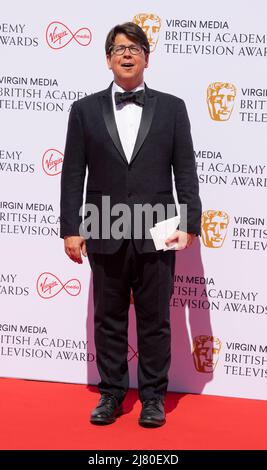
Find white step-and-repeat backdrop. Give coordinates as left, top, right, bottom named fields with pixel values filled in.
left=1, top=0, right=266, bottom=400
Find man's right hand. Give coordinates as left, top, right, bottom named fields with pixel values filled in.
left=64, top=236, right=87, bottom=264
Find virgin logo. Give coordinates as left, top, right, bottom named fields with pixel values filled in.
left=37, top=272, right=81, bottom=299
left=42, top=149, right=64, bottom=176
left=46, top=21, right=92, bottom=49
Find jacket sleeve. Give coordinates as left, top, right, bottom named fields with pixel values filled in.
left=172, top=99, right=202, bottom=235
left=60, top=101, right=87, bottom=238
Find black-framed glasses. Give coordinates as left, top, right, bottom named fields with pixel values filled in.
left=111, top=44, right=146, bottom=55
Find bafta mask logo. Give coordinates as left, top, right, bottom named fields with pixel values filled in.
left=201, top=210, right=230, bottom=248
left=207, top=82, right=237, bottom=121
left=133, top=13, right=161, bottom=52
left=193, top=335, right=222, bottom=373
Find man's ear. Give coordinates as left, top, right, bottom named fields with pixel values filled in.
left=106, top=54, right=112, bottom=70
left=144, top=53, right=149, bottom=68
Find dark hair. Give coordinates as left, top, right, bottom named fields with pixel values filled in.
left=105, top=22, right=150, bottom=55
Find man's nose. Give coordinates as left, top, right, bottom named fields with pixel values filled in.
left=123, top=47, right=133, bottom=57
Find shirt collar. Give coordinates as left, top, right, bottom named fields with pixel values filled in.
left=112, top=81, right=144, bottom=97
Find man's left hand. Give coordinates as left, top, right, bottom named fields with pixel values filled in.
left=165, top=230, right=196, bottom=250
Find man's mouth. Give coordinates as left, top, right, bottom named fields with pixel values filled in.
left=121, top=63, right=134, bottom=68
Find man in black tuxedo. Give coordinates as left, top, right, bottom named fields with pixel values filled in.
left=60, top=22, right=201, bottom=427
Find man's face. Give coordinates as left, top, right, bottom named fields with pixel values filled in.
left=106, top=33, right=149, bottom=90
left=208, top=86, right=236, bottom=121
left=202, top=214, right=228, bottom=248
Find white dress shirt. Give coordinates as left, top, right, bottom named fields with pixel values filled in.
left=112, top=82, right=144, bottom=163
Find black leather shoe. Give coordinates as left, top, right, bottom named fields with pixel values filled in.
left=139, top=398, right=166, bottom=427
left=90, top=393, right=123, bottom=425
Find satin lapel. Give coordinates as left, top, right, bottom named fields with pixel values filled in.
left=100, top=88, right=128, bottom=165
left=130, top=89, right=157, bottom=164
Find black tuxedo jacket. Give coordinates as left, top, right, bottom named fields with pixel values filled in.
left=60, top=83, right=202, bottom=253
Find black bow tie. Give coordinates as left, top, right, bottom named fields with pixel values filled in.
left=115, top=90, right=145, bottom=107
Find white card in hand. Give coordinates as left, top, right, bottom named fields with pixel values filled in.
left=149, top=215, right=180, bottom=251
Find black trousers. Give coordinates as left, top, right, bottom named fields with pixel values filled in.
left=88, top=239, right=175, bottom=403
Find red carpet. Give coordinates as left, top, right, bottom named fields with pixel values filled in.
left=0, top=378, right=266, bottom=450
